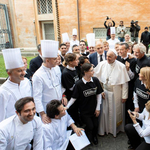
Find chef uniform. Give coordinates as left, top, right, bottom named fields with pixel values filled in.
left=0, top=115, right=43, bottom=150
left=107, top=27, right=119, bottom=49
left=0, top=48, right=32, bottom=122
left=43, top=111, right=74, bottom=150
left=70, top=28, right=79, bottom=52
left=62, top=33, right=71, bottom=53
left=32, top=40, right=62, bottom=114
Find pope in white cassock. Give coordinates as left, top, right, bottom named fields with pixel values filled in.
left=94, top=49, right=130, bottom=137
left=0, top=48, right=32, bottom=122
left=0, top=97, right=43, bottom=150
left=32, top=40, right=67, bottom=124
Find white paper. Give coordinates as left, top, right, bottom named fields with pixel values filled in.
left=69, top=131, right=90, bottom=150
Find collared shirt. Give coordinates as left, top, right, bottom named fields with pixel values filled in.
left=0, top=78, right=32, bottom=122
left=43, top=111, right=74, bottom=150
left=133, top=108, right=150, bottom=144
left=97, top=52, right=106, bottom=64
left=66, top=65, right=76, bottom=71
left=32, top=65, right=62, bottom=113
left=82, top=77, right=93, bottom=84
left=0, top=115, right=43, bottom=150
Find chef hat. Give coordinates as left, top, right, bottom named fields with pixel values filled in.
left=62, top=33, right=70, bottom=43
left=86, top=33, right=95, bottom=47
left=2, top=48, right=24, bottom=70
left=109, top=49, right=118, bottom=56
left=72, top=28, right=77, bottom=36
left=110, top=27, right=116, bottom=34
left=41, top=40, right=58, bottom=58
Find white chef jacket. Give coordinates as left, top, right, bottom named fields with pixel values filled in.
left=0, top=78, right=32, bottom=122
left=43, top=111, right=74, bottom=150
left=32, top=65, right=62, bottom=113
left=134, top=108, right=150, bottom=144
left=68, top=40, right=79, bottom=53
left=0, top=115, right=43, bottom=150
left=107, top=38, right=120, bottom=49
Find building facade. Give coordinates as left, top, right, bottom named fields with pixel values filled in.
left=1, top=0, right=150, bottom=49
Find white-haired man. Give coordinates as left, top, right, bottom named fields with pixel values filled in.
left=94, top=49, right=130, bottom=137
left=133, top=43, right=150, bottom=79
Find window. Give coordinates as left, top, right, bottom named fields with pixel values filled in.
left=37, top=0, right=53, bottom=14
left=93, top=27, right=131, bottom=39
left=42, top=22, right=55, bottom=40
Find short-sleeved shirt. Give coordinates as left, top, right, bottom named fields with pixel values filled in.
left=135, top=78, right=150, bottom=112
left=135, top=55, right=150, bottom=79
left=62, top=68, right=79, bottom=100
left=72, top=77, right=103, bottom=116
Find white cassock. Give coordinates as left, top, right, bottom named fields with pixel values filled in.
left=107, top=38, right=119, bottom=49
left=0, top=115, right=43, bottom=150
left=68, top=40, right=79, bottom=53
left=94, top=60, right=130, bottom=137
left=43, top=111, right=74, bottom=150
left=0, top=78, right=32, bottom=122
left=32, top=65, right=62, bottom=113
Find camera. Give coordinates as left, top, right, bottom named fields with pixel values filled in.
left=106, top=16, right=109, bottom=20
left=131, top=20, right=135, bottom=25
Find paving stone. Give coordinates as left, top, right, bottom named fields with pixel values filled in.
left=83, top=132, right=128, bottom=150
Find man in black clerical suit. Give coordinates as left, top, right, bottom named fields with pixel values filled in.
left=29, top=44, right=43, bottom=74
left=117, top=42, right=137, bottom=123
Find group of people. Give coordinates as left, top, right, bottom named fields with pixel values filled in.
left=0, top=26, right=150, bottom=150
left=104, top=18, right=150, bottom=53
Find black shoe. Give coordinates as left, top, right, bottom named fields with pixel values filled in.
left=93, top=136, right=98, bottom=145
left=128, top=145, right=135, bottom=150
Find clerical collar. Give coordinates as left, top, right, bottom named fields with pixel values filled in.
left=121, top=54, right=128, bottom=60
left=66, top=65, right=76, bottom=71
left=82, top=77, right=93, bottom=84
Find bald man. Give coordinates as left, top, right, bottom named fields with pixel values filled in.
left=94, top=50, right=130, bottom=137
left=89, top=42, right=107, bottom=67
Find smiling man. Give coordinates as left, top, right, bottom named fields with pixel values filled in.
left=0, top=48, right=32, bottom=122
left=0, top=97, right=43, bottom=150
left=94, top=49, right=130, bottom=137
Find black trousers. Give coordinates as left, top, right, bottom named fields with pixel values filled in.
left=81, top=114, right=98, bottom=142
left=125, top=124, right=150, bottom=150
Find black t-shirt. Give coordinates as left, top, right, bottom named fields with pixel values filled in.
left=135, top=55, right=150, bottom=79
left=61, top=68, right=79, bottom=100
left=72, top=77, right=103, bottom=116
left=135, top=78, right=150, bottom=112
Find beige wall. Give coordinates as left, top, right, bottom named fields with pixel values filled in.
left=58, top=0, right=150, bottom=40
left=1, top=0, right=150, bottom=48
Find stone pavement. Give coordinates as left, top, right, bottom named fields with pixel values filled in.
left=83, top=132, right=128, bottom=150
